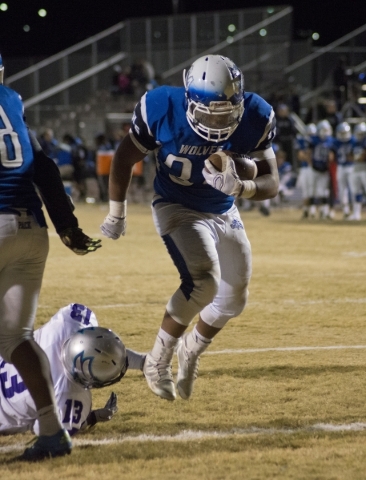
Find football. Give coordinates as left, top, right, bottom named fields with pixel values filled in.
left=207, top=151, right=258, bottom=180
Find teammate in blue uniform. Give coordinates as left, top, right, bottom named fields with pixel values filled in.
left=308, top=120, right=335, bottom=219
left=349, top=122, right=366, bottom=220
left=332, top=122, right=356, bottom=218
left=295, top=124, right=316, bottom=218
left=0, top=55, right=101, bottom=460
left=101, top=55, right=279, bottom=401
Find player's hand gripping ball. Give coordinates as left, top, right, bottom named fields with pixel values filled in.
left=207, top=151, right=258, bottom=180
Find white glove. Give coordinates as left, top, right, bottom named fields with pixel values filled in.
left=86, top=392, right=118, bottom=427
left=203, top=155, right=242, bottom=196
left=100, top=213, right=126, bottom=239
left=203, top=156, right=257, bottom=198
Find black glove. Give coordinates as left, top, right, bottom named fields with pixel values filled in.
left=59, top=227, right=102, bottom=255
left=86, top=392, right=118, bottom=428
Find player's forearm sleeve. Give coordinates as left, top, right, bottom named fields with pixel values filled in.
left=31, top=132, right=79, bottom=234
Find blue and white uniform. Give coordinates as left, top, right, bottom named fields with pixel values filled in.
left=0, top=84, right=78, bottom=362
left=332, top=136, right=356, bottom=216
left=130, top=86, right=275, bottom=327
left=309, top=136, right=334, bottom=218
left=349, top=136, right=366, bottom=219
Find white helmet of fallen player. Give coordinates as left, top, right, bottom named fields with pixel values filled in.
left=317, top=120, right=333, bottom=140
left=336, top=121, right=352, bottom=142
left=0, top=54, right=4, bottom=85
left=61, top=327, right=128, bottom=389
left=353, top=122, right=366, bottom=142
left=183, top=55, right=245, bottom=142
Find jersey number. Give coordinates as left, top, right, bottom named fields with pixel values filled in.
left=0, top=106, right=23, bottom=168
left=70, top=303, right=93, bottom=325
left=0, top=370, right=27, bottom=399
left=63, top=399, right=83, bottom=424
left=164, top=154, right=193, bottom=186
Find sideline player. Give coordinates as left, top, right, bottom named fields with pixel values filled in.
left=308, top=120, right=334, bottom=219
left=349, top=122, right=366, bottom=220
left=0, top=54, right=101, bottom=460
left=0, top=303, right=145, bottom=437
left=100, top=54, right=279, bottom=401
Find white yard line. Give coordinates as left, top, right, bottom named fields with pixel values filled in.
left=2, top=423, right=366, bottom=454
left=204, top=345, right=366, bottom=355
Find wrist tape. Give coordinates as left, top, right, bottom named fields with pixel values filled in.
left=239, top=180, right=257, bottom=199
left=109, top=200, right=127, bottom=218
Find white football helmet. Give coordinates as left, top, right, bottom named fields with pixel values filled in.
left=353, top=122, right=366, bottom=142
left=183, top=55, right=245, bottom=142
left=305, top=123, right=317, bottom=137
left=336, top=121, right=352, bottom=142
left=61, top=327, right=128, bottom=389
left=317, top=120, right=333, bottom=140
left=0, top=54, right=4, bottom=85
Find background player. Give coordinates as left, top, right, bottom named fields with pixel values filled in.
left=295, top=123, right=316, bottom=219
left=100, top=54, right=279, bottom=402
left=0, top=303, right=145, bottom=438
left=0, top=54, right=101, bottom=460
left=349, top=122, right=366, bottom=220
left=308, top=120, right=334, bottom=219
left=332, top=121, right=356, bottom=218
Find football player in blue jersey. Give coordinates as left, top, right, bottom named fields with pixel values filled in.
left=332, top=121, right=356, bottom=218
left=0, top=55, right=101, bottom=460
left=348, top=122, right=366, bottom=220
left=308, top=120, right=335, bottom=219
left=101, top=54, right=279, bottom=401
left=295, top=123, right=316, bottom=219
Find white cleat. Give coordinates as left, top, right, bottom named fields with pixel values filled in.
left=347, top=214, right=361, bottom=221
left=176, top=335, right=200, bottom=400
left=143, top=352, right=176, bottom=401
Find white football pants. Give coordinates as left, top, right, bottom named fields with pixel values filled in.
left=152, top=199, right=252, bottom=329
left=0, top=212, right=49, bottom=362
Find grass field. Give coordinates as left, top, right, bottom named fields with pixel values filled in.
left=1, top=202, right=366, bottom=479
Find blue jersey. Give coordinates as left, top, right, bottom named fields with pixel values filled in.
left=131, top=86, right=275, bottom=214
left=310, top=135, right=334, bottom=172
left=0, top=85, right=44, bottom=222
left=353, top=137, right=366, bottom=163
left=295, top=135, right=313, bottom=168
left=332, top=137, right=356, bottom=166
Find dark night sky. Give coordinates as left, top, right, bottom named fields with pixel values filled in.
left=0, top=0, right=365, bottom=57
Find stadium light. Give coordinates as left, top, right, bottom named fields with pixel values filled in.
left=0, top=3, right=8, bottom=11
left=312, top=32, right=320, bottom=41
left=38, top=9, right=47, bottom=17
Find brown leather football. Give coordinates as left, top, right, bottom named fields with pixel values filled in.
left=207, top=151, right=258, bottom=180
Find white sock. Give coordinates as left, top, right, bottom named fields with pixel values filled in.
left=37, top=405, right=62, bottom=436
left=150, top=328, right=178, bottom=361
left=127, top=349, right=146, bottom=371
left=185, top=326, right=212, bottom=356
left=354, top=202, right=362, bottom=217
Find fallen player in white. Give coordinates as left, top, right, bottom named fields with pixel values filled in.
left=0, top=303, right=145, bottom=436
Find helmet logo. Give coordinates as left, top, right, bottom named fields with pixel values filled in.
left=73, top=351, right=94, bottom=386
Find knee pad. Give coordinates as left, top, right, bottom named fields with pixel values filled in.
left=167, top=271, right=220, bottom=326
left=200, top=287, right=249, bottom=329
left=0, top=329, right=33, bottom=363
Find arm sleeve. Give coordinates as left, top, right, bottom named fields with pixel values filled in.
left=29, top=130, right=79, bottom=234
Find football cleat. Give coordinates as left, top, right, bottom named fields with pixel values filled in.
left=176, top=335, right=200, bottom=400
left=143, top=342, right=176, bottom=401
left=20, top=428, right=72, bottom=461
